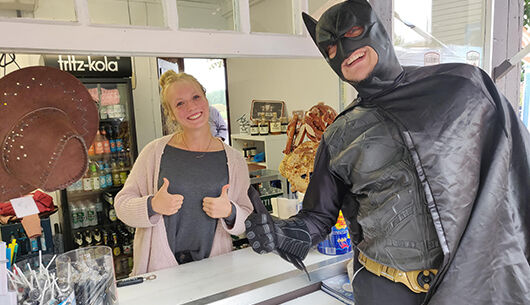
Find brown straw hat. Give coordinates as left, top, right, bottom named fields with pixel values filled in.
left=0, top=66, right=99, bottom=202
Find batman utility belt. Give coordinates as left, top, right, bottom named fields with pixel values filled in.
left=358, top=252, right=437, bottom=293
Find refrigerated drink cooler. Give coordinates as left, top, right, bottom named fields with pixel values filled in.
left=58, top=74, right=138, bottom=279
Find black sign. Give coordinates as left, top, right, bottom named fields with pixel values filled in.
left=44, top=55, right=132, bottom=78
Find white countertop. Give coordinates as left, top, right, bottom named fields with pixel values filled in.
left=117, top=248, right=352, bottom=305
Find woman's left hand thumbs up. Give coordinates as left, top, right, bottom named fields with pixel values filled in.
left=202, top=184, right=232, bottom=218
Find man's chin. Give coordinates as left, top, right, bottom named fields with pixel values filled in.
left=344, top=72, right=373, bottom=84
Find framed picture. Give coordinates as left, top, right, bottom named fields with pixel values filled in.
left=250, top=100, right=285, bottom=121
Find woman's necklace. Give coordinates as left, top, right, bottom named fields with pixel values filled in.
left=181, top=134, right=213, bottom=159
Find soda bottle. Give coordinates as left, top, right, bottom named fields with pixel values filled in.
left=114, top=125, right=123, bottom=152
left=72, top=178, right=83, bottom=192
left=66, top=183, right=76, bottom=193
left=118, top=154, right=125, bottom=169
left=120, top=171, right=128, bottom=185
left=80, top=202, right=89, bottom=228
left=94, top=130, right=105, bottom=155
left=101, top=127, right=111, bottom=154
left=110, top=232, right=121, bottom=257
left=88, top=143, right=95, bottom=156
left=87, top=200, right=97, bottom=226
left=69, top=202, right=80, bottom=229
left=98, top=161, right=107, bottom=188
left=74, top=231, right=84, bottom=249
left=82, top=168, right=93, bottom=192
left=53, top=223, right=64, bottom=254
left=104, top=160, right=113, bottom=188
left=102, top=229, right=109, bottom=246
left=112, top=170, right=121, bottom=186
left=93, top=228, right=103, bottom=246
left=84, top=229, right=93, bottom=247
left=95, top=198, right=104, bottom=225
left=108, top=125, right=116, bottom=153
left=107, top=197, right=117, bottom=223
left=90, top=162, right=100, bottom=190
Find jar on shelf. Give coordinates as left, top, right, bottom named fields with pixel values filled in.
left=259, top=114, right=269, bottom=135
left=250, top=119, right=259, bottom=136
left=280, top=116, right=289, bottom=134
left=269, top=113, right=281, bottom=135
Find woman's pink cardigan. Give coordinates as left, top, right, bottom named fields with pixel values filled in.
left=115, top=135, right=253, bottom=275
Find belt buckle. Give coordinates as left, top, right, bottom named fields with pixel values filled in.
left=358, top=252, right=437, bottom=294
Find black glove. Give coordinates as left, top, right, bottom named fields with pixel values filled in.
left=245, top=213, right=312, bottom=271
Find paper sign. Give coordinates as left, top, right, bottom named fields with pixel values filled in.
left=10, top=196, right=39, bottom=218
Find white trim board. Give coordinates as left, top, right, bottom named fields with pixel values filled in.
left=0, top=19, right=320, bottom=57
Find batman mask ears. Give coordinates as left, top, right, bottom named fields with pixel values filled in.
left=301, top=1, right=403, bottom=99
left=302, top=12, right=317, bottom=43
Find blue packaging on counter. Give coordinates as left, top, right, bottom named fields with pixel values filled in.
left=317, top=211, right=352, bottom=255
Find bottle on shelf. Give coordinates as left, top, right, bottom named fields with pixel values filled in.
left=69, top=202, right=81, bottom=229
left=269, top=113, right=281, bottom=135
left=281, top=116, right=289, bottom=134
left=100, top=127, right=111, bottom=154
left=90, top=161, right=101, bottom=191
left=114, top=125, right=124, bottom=152
left=120, top=226, right=133, bottom=256
left=105, top=194, right=118, bottom=223
left=112, top=157, right=122, bottom=187
left=110, top=231, right=121, bottom=257
left=250, top=119, right=259, bottom=136
left=68, top=177, right=83, bottom=193
left=118, top=153, right=128, bottom=184
left=29, top=236, right=39, bottom=252
left=82, top=168, right=93, bottom=192
left=83, top=229, right=93, bottom=247
left=259, top=114, right=269, bottom=136
left=93, top=228, right=103, bottom=246
left=80, top=201, right=89, bottom=228
left=39, top=229, right=47, bottom=252
left=66, top=182, right=76, bottom=193
left=88, top=143, right=96, bottom=156
left=95, top=198, right=104, bottom=225
left=73, top=231, right=84, bottom=249
left=94, top=130, right=105, bottom=155
left=102, top=229, right=109, bottom=246
left=103, top=159, right=112, bottom=188
left=100, top=105, right=108, bottom=119
left=97, top=161, right=107, bottom=189
left=108, top=125, right=116, bottom=153
left=53, top=223, right=64, bottom=254
left=86, top=200, right=98, bottom=226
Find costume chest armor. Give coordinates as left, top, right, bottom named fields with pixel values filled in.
left=324, top=104, right=443, bottom=271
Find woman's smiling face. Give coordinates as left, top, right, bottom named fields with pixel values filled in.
left=166, top=80, right=210, bottom=131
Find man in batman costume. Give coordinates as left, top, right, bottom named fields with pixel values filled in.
left=245, top=1, right=530, bottom=304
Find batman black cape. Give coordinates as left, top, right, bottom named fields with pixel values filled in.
left=330, top=62, right=530, bottom=304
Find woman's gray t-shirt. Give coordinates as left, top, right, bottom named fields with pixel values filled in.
left=154, top=144, right=231, bottom=264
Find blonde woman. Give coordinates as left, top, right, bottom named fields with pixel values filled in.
left=115, top=71, right=253, bottom=275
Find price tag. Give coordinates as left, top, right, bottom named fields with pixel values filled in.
left=10, top=196, right=39, bottom=218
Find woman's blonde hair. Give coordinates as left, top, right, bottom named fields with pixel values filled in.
left=159, top=70, right=207, bottom=122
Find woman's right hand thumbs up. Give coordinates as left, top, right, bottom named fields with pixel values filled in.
left=152, top=178, right=184, bottom=215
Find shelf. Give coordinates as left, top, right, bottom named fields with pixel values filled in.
left=247, top=161, right=266, bottom=167
left=67, top=186, right=123, bottom=198
left=231, top=133, right=287, bottom=141
left=100, top=118, right=127, bottom=123
left=249, top=169, right=283, bottom=184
